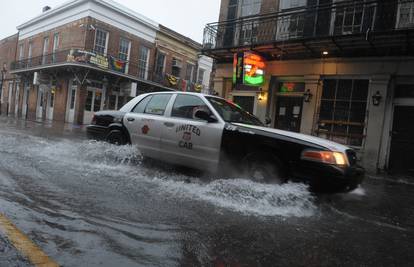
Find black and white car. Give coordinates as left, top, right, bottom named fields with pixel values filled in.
left=87, top=91, right=364, bottom=192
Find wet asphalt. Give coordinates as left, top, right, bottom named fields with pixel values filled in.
left=0, top=115, right=413, bottom=267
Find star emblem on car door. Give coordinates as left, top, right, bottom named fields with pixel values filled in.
left=142, top=125, right=150, bottom=134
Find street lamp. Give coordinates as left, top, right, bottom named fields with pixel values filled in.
left=303, top=89, right=313, bottom=103
left=372, top=91, right=382, bottom=106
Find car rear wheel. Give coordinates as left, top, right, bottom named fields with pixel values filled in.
left=246, top=155, right=286, bottom=184
left=106, top=130, right=126, bottom=145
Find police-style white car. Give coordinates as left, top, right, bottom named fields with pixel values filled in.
left=87, top=91, right=364, bottom=192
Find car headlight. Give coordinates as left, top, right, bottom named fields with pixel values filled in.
left=301, top=150, right=349, bottom=166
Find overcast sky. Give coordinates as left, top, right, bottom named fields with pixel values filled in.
left=0, top=0, right=221, bottom=43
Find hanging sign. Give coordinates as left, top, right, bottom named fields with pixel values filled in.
left=233, top=51, right=265, bottom=87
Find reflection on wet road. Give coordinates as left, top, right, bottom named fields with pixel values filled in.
left=0, top=118, right=413, bottom=266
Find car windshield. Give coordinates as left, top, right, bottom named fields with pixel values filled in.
left=206, top=96, right=264, bottom=126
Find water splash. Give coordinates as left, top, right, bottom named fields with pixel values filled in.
left=0, top=133, right=316, bottom=218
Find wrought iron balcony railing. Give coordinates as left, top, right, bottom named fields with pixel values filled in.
left=203, top=0, right=414, bottom=53
left=10, top=48, right=205, bottom=92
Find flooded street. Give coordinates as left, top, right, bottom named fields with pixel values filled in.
left=0, top=117, right=414, bottom=267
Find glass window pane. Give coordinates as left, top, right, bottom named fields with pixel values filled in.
left=322, top=79, right=337, bottom=99
left=85, top=91, right=93, bottom=111
left=144, top=94, right=171, bottom=115
left=336, top=79, right=352, bottom=100
left=172, top=95, right=210, bottom=119
left=349, top=102, right=367, bottom=123
left=319, top=100, right=334, bottom=121
left=334, top=101, right=350, bottom=121
left=132, top=95, right=152, bottom=113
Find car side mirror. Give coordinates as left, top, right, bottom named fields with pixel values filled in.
left=265, top=117, right=272, bottom=125
left=194, top=110, right=217, bottom=123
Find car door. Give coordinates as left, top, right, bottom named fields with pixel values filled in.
left=160, top=94, right=225, bottom=171
left=124, top=93, right=173, bottom=159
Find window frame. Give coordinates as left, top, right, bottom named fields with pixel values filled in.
left=171, top=94, right=212, bottom=121
left=154, top=52, right=166, bottom=77
left=94, top=28, right=109, bottom=55
left=171, top=57, right=182, bottom=78
left=317, top=79, right=370, bottom=147
left=138, top=46, right=150, bottom=80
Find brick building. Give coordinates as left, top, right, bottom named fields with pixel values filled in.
left=203, top=0, right=414, bottom=175
left=0, top=0, right=212, bottom=125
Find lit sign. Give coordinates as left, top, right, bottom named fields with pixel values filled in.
left=233, top=52, right=265, bottom=87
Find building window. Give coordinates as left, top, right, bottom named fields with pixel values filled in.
left=197, top=68, right=205, bottom=84
left=18, top=44, right=24, bottom=60
left=277, top=0, right=307, bottom=40
left=119, top=38, right=131, bottom=61
left=28, top=42, right=33, bottom=66
left=397, top=1, right=414, bottom=28
left=185, top=63, right=195, bottom=82
left=94, top=29, right=108, bottom=55
left=241, top=0, right=262, bottom=17
left=154, top=52, right=166, bottom=78
left=279, top=0, right=306, bottom=10
left=52, top=33, right=59, bottom=63
left=317, top=79, right=369, bottom=147
left=42, top=37, right=49, bottom=64
left=171, top=58, right=182, bottom=77
left=138, top=46, right=150, bottom=79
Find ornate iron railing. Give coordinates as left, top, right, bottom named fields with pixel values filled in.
left=203, top=0, right=414, bottom=51
left=10, top=48, right=205, bottom=92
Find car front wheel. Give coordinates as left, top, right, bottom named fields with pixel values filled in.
left=106, top=130, right=126, bottom=145
left=246, top=155, right=286, bottom=184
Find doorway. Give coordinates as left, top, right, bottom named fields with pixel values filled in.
left=46, top=90, right=55, bottom=120
left=14, top=82, right=20, bottom=116
left=22, top=84, right=29, bottom=119
left=83, top=87, right=103, bottom=124
left=275, top=96, right=303, bottom=132
left=36, top=86, right=45, bottom=119
left=66, top=80, right=78, bottom=123
left=388, top=106, right=414, bottom=176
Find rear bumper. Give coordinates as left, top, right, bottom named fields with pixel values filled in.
left=293, top=162, right=365, bottom=192
left=86, top=125, right=108, bottom=141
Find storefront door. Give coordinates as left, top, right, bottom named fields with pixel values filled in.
left=36, top=86, right=45, bottom=119
left=388, top=106, right=414, bottom=176
left=14, top=82, right=20, bottom=116
left=46, top=90, right=54, bottom=120
left=66, top=81, right=77, bottom=123
left=83, top=87, right=103, bottom=124
left=22, top=85, right=29, bottom=119
left=275, top=96, right=303, bottom=132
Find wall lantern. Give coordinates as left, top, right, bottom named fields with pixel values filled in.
left=372, top=91, right=382, bottom=106
left=303, top=89, right=313, bottom=103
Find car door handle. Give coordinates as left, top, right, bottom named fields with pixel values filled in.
left=164, top=122, right=175, bottom=127
left=126, top=117, right=135, bottom=122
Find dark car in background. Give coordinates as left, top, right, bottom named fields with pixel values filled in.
left=87, top=92, right=364, bottom=192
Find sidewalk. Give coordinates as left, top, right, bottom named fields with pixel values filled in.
left=0, top=114, right=87, bottom=141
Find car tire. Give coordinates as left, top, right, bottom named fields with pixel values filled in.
left=106, top=130, right=126, bottom=145
left=246, top=154, right=286, bottom=184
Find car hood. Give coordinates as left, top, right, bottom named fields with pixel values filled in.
left=233, top=123, right=350, bottom=153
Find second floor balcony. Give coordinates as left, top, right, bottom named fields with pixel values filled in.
left=10, top=48, right=206, bottom=92
left=203, top=0, right=414, bottom=61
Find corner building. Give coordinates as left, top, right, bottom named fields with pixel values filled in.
left=0, top=0, right=212, bottom=125
left=203, top=0, right=414, bottom=174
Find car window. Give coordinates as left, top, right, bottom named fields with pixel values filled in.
left=207, top=97, right=263, bottom=126
left=132, top=95, right=152, bottom=113
left=171, top=95, right=212, bottom=120
left=144, top=94, right=172, bottom=116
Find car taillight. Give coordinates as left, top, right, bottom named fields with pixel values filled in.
left=91, top=114, right=97, bottom=125
left=301, top=150, right=348, bottom=166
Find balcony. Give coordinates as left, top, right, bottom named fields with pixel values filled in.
left=203, top=0, right=414, bottom=61
left=10, top=49, right=205, bottom=92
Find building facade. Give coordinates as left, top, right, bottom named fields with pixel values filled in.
left=0, top=0, right=212, bottom=125
left=203, top=0, right=414, bottom=175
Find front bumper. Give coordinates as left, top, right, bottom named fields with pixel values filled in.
left=293, top=162, right=365, bottom=192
